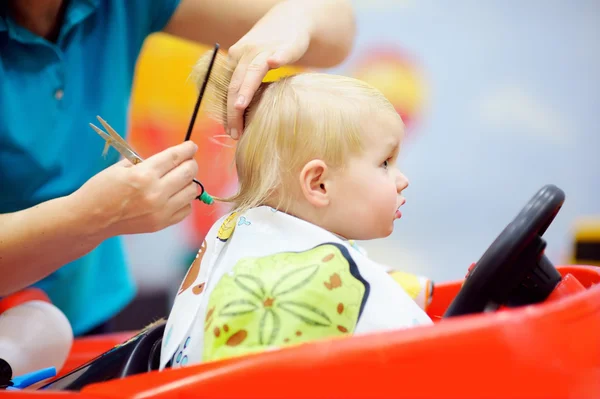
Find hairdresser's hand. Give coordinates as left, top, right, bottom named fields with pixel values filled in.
left=74, top=141, right=200, bottom=237
left=226, top=0, right=312, bottom=139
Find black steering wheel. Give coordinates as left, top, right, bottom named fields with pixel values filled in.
left=444, top=184, right=565, bottom=318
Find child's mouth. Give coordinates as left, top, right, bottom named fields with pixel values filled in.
left=394, top=198, right=406, bottom=220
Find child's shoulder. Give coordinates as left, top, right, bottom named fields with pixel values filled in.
left=206, top=206, right=304, bottom=241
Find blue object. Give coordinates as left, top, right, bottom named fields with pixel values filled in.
left=11, top=367, right=57, bottom=390
left=0, top=0, right=181, bottom=335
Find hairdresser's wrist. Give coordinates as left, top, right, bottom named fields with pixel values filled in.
left=66, top=189, right=116, bottom=245
left=282, top=0, right=317, bottom=37
left=282, top=0, right=355, bottom=68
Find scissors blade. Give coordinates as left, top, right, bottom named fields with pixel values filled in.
left=96, top=116, right=137, bottom=152
left=89, top=122, right=143, bottom=165
left=89, top=122, right=117, bottom=156
left=89, top=122, right=113, bottom=142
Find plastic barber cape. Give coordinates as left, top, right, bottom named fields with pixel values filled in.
left=160, top=206, right=433, bottom=369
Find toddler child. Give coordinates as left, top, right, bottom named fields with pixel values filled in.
left=159, top=49, right=433, bottom=370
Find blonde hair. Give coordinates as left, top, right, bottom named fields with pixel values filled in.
left=192, top=49, right=399, bottom=213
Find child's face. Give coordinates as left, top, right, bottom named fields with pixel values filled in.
left=329, top=113, right=408, bottom=240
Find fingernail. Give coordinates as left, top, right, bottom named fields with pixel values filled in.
left=236, top=95, right=245, bottom=107
left=191, top=141, right=198, bottom=151
left=230, top=128, right=239, bottom=140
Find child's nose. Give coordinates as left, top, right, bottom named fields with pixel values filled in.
left=396, top=172, right=409, bottom=192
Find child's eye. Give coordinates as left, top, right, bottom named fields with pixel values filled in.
left=382, top=159, right=389, bottom=169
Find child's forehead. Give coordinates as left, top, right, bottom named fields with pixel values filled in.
left=361, top=111, right=404, bottom=147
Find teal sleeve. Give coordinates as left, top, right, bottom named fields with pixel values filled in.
left=147, top=0, right=182, bottom=33
left=123, top=0, right=182, bottom=44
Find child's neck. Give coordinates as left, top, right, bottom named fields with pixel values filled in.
left=268, top=199, right=352, bottom=241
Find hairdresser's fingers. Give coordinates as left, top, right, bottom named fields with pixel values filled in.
left=169, top=203, right=193, bottom=226
left=108, top=158, right=135, bottom=169
left=266, top=42, right=308, bottom=70
left=227, top=51, right=253, bottom=139
left=167, top=181, right=199, bottom=214
left=236, top=51, right=272, bottom=109
left=228, top=51, right=271, bottom=139
left=159, top=158, right=199, bottom=197
left=141, top=141, right=198, bottom=177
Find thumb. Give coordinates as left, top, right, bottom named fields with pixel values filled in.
left=110, top=158, right=135, bottom=168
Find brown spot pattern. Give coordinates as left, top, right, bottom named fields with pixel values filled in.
left=178, top=240, right=207, bottom=295
left=192, top=282, right=205, bottom=295
left=322, top=253, right=335, bottom=262
left=223, top=324, right=229, bottom=333
left=337, top=325, right=348, bottom=333
left=205, top=307, right=214, bottom=322
left=263, top=297, right=274, bottom=307
left=204, top=307, right=215, bottom=331
left=295, top=331, right=302, bottom=336
left=324, top=273, right=342, bottom=290
left=214, top=326, right=221, bottom=337
left=337, top=303, right=344, bottom=314
left=226, top=330, right=248, bottom=346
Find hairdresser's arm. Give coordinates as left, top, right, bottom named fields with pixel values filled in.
left=0, top=142, right=199, bottom=296
left=163, top=0, right=355, bottom=68
left=0, top=195, right=107, bottom=296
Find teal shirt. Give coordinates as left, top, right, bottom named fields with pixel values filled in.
left=0, top=0, right=181, bottom=335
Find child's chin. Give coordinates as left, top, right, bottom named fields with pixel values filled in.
left=382, top=223, right=396, bottom=237
left=363, top=227, right=394, bottom=240
left=344, top=222, right=395, bottom=240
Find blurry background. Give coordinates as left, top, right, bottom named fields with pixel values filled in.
left=113, top=0, right=600, bottom=329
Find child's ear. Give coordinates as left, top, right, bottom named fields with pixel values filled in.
left=299, top=160, right=330, bottom=207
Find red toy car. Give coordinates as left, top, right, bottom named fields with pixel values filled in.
left=2, top=184, right=600, bottom=398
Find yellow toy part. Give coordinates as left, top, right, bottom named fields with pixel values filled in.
left=570, top=216, right=600, bottom=266
left=388, top=270, right=434, bottom=311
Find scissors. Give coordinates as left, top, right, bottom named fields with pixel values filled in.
left=89, top=115, right=214, bottom=205
left=89, top=116, right=142, bottom=165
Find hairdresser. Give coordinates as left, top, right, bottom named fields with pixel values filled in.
left=0, top=0, right=356, bottom=336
